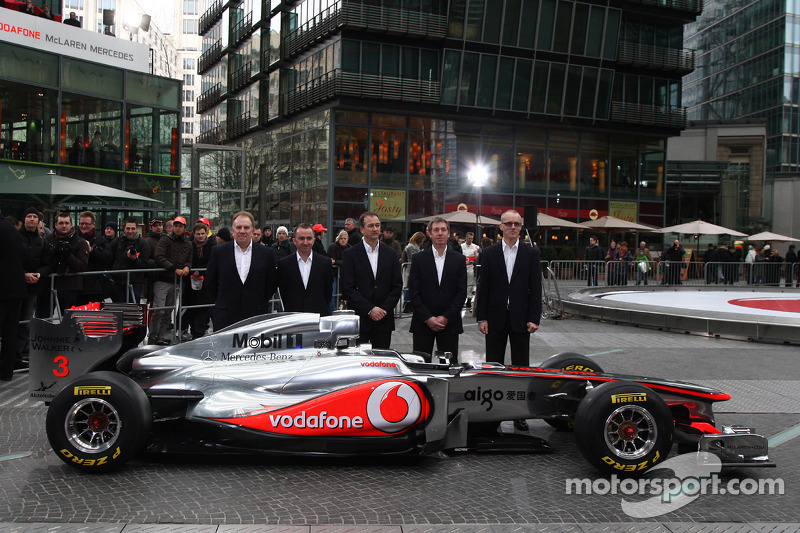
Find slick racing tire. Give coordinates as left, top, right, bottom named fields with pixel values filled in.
left=574, top=380, right=673, bottom=476
left=540, top=352, right=603, bottom=431
left=46, top=371, right=152, bottom=473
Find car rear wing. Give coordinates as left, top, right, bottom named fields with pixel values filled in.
left=29, top=303, right=146, bottom=402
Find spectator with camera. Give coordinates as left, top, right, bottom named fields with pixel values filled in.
left=75, top=210, right=112, bottom=305
left=46, top=212, right=89, bottom=313
left=109, top=217, right=151, bottom=303
left=18, top=207, right=52, bottom=365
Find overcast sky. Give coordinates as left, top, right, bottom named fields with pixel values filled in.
left=136, top=0, right=173, bottom=34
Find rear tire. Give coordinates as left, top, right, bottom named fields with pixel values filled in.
left=46, top=371, right=151, bottom=473
left=574, top=380, right=673, bottom=476
left=539, top=352, right=604, bottom=431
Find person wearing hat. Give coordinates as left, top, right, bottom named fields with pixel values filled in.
left=271, top=225, right=296, bottom=259
left=18, top=207, right=52, bottom=367
left=143, top=217, right=165, bottom=305
left=312, top=223, right=328, bottom=257
left=151, top=216, right=192, bottom=345
left=380, top=225, right=402, bottom=260
left=196, top=217, right=213, bottom=240
left=103, top=221, right=118, bottom=243
left=108, top=217, right=150, bottom=304
left=261, top=226, right=275, bottom=247
left=215, top=226, right=232, bottom=244
left=205, top=211, right=278, bottom=330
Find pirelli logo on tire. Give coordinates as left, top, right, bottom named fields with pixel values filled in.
left=73, top=386, right=112, bottom=396
left=611, top=392, right=647, bottom=404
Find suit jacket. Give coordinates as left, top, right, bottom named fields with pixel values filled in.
left=277, top=252, right=333, bottom=316
left=340, top=241, right=402, bottom=333
left=475, top=240, right=542, bottom=333
left=205, top=241, right=278, bottom=330
left=408, top=247, right=467, bottom=335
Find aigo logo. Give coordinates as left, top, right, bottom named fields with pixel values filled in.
left=366, top=382, right=422, bottom=433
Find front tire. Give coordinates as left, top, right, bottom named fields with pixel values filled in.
left=540, top=352, right=604, bottom=431
left=46, top=371, right=151, bottom=472
left=574, top=380, right=673, bottom=476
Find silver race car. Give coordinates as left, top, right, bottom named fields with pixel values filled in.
left=30, top=305, right=774, bottom=474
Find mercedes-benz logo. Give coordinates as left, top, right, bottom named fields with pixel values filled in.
left=201, top=350, right=216, bottom=363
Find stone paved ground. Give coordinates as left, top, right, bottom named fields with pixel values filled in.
left=1, top=312, right=798, bottom=532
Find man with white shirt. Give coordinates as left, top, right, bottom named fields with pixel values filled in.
left=461, top=231, right=479, bottom=307
left=277, top=223, right=333, bottom=315
left=340, top=211, right=402, bottom=349
left=408, top=217, right=467, bottom=363
left=205, top=211, right=278, bottom=330
left=475, top=209, right=542, bottom=431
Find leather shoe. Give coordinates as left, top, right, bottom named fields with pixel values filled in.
left=13, top=360, right=29, bottom=370
left=513, top=419, right=529, bottom=431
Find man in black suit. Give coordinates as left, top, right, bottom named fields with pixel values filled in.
left=340, top=211, right=402, bottom=349
left=476, top=209, right=542, bottom=431
left=205, top=211, right=278, bottom=330
left=408, top=216, right=467, bottom=364
left=278, top=223, right=333, bottom=315
left=0, top=214, right=26, bottom=381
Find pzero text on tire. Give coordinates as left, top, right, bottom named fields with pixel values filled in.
left=540, top=352, right=604, bottom=431
left=45, top=371, right=152, bottom=473
left=573, top=380, right=673, bottom=476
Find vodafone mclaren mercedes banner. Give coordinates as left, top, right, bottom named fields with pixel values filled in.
left=213, top=380, right=431, bottom=437
left=1, top=9, right=149, bottom=72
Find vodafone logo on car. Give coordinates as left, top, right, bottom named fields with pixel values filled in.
left=366, top=382, right=422, bottom=433
left=211, top=379, right=428, bottom=437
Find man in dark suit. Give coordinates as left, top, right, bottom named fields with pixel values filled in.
left=0, top=214, right=26, bottom=381
left=340, top=211, right=402, bottom=349
left=408, top=217, right=467, bottom=364
left=205, top=211, right=278, bottom=330
left=476, top=209, right=542, bottom=431
left=278, top=223, right=333, bottom=315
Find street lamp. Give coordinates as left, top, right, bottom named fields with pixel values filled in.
left=468, top=164, right=489, bottom=239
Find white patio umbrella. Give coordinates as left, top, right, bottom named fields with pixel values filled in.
left=533, top=212, right=588, bottom=230
left=581, top=215, right=655, bottom=231
left=2, top=171, right=162, bottom=206
left=656, top=220, right=747, bottom=237
left=746, top=231, right=800, bottom=243
left=412, top=210, right=501, bottom=225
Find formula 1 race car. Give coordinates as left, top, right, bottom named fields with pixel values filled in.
left=30, top=306, right=774, bottom=475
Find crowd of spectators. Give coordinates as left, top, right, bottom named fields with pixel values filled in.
left=8, top=0, right=82, bottom=27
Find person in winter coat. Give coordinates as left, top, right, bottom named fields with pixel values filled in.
left=75, top=210, right=112, bottom=305
left=327, top=229, right=350, bottom=313
left=150, top=216, right=192, bottom=345
left=584, top=236, right=604, bottom=286
left=46, top=212, right=89, bottom=312
left=18, top=207, right=52, bottom=363
left=185, top=222, right=216, bottom=339
left=109, top=217, right=151, bottom=303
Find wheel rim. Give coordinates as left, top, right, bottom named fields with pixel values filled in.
left=65, top=398, right=121, bottom=454
left=604, top=404, right=657, bottom=460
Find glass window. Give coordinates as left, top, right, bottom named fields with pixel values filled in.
left=549, top=143, right=578, bottom=194
left=382, top=46, right=399, bottom=76
left=465, top=0, right=485, bottom=40
left=586, top=6, right=604, bottom=58
left=579, top=67, right=598, bottom=117
left=552, top=1, right=572, bottom=53
left=342, top=40, right=360, bottom=72
left=409, top=128, right=445, bottom=189
left=580, top=143, right=609, bottom=196
left=127, top=73, right=181, bottom=108
left=641, top=150, right=665, bottom=200
left=502, top=0, right=522, bottom=47
left=537, top=0, right=556, bottom=51
left=183, top=58, right=196, bottom=70
left=334, top=126, right=368, bottom=184
left=564, top=65, right=582, bottom=116
left=516, top=139, right=547, bottom=193
left=371, top=128, right=407, bottom=187
left=269, top=14, right=281, bottom=67
left=420, top=50, right=438, bottom=81
left=610, top=146, right=639, bottom=199
left=62, top=92, right=123, bottom=170
left=441, top=50, right=460, bottom=105
left=483, top=0, right=502, bottom=43
left=402, top=47, right=419, bottom=79
left=448, top=0, right=466, bottom=38
left=63, top=58, right=123, bottom=99
left=519, top=0, right=538, bottom=48
left=459, top=52, right=479, bottom=106
left=183, top=0, right=198, bottom=14
left=496, top=57, right=515, bottom=110
left=483, top=138, right=514, bottom=193
left=604, top=9, right=621, bottom=60
left=512, top=59, right=532, bottom=112
left=571, top=3, right=588, bottom=55
left=530, top=61, right=548, bottom=113
left=362, top=42, right=380, bottom=74
left=0, top=80, right=58, bottom=164
left=0, top=45, right=59, bottom=87
left=183, top=19, right=199, bottom=34
left=476, top=55, right=497, bottom=108
left=546, top=63, right=565, bottom=115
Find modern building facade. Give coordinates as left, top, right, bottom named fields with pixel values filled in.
left=683, top=0, right=800, bottom=236
left=194, top=0, right=701, bottom=242
left=0, top=9, right=182, bottom=222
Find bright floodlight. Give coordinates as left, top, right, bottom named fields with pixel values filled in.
left=468, top=165, right=489, bottom=187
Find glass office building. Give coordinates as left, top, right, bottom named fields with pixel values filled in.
left=0, top=12, right=181, bottom=222
left=683, top=0, right=800, bottom=230
left=196, top=0, right=700, bottom=239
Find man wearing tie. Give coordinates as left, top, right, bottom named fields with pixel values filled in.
left=408, top=216, right=467, bottom=364
left=340, top=211, right=402, bottom=349
left=205, top=211, right=278, bottom=330
left=277, top=223, right=333, bottom=315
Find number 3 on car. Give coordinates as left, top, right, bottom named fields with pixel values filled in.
left=53, top=355, right=69, bottom=377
